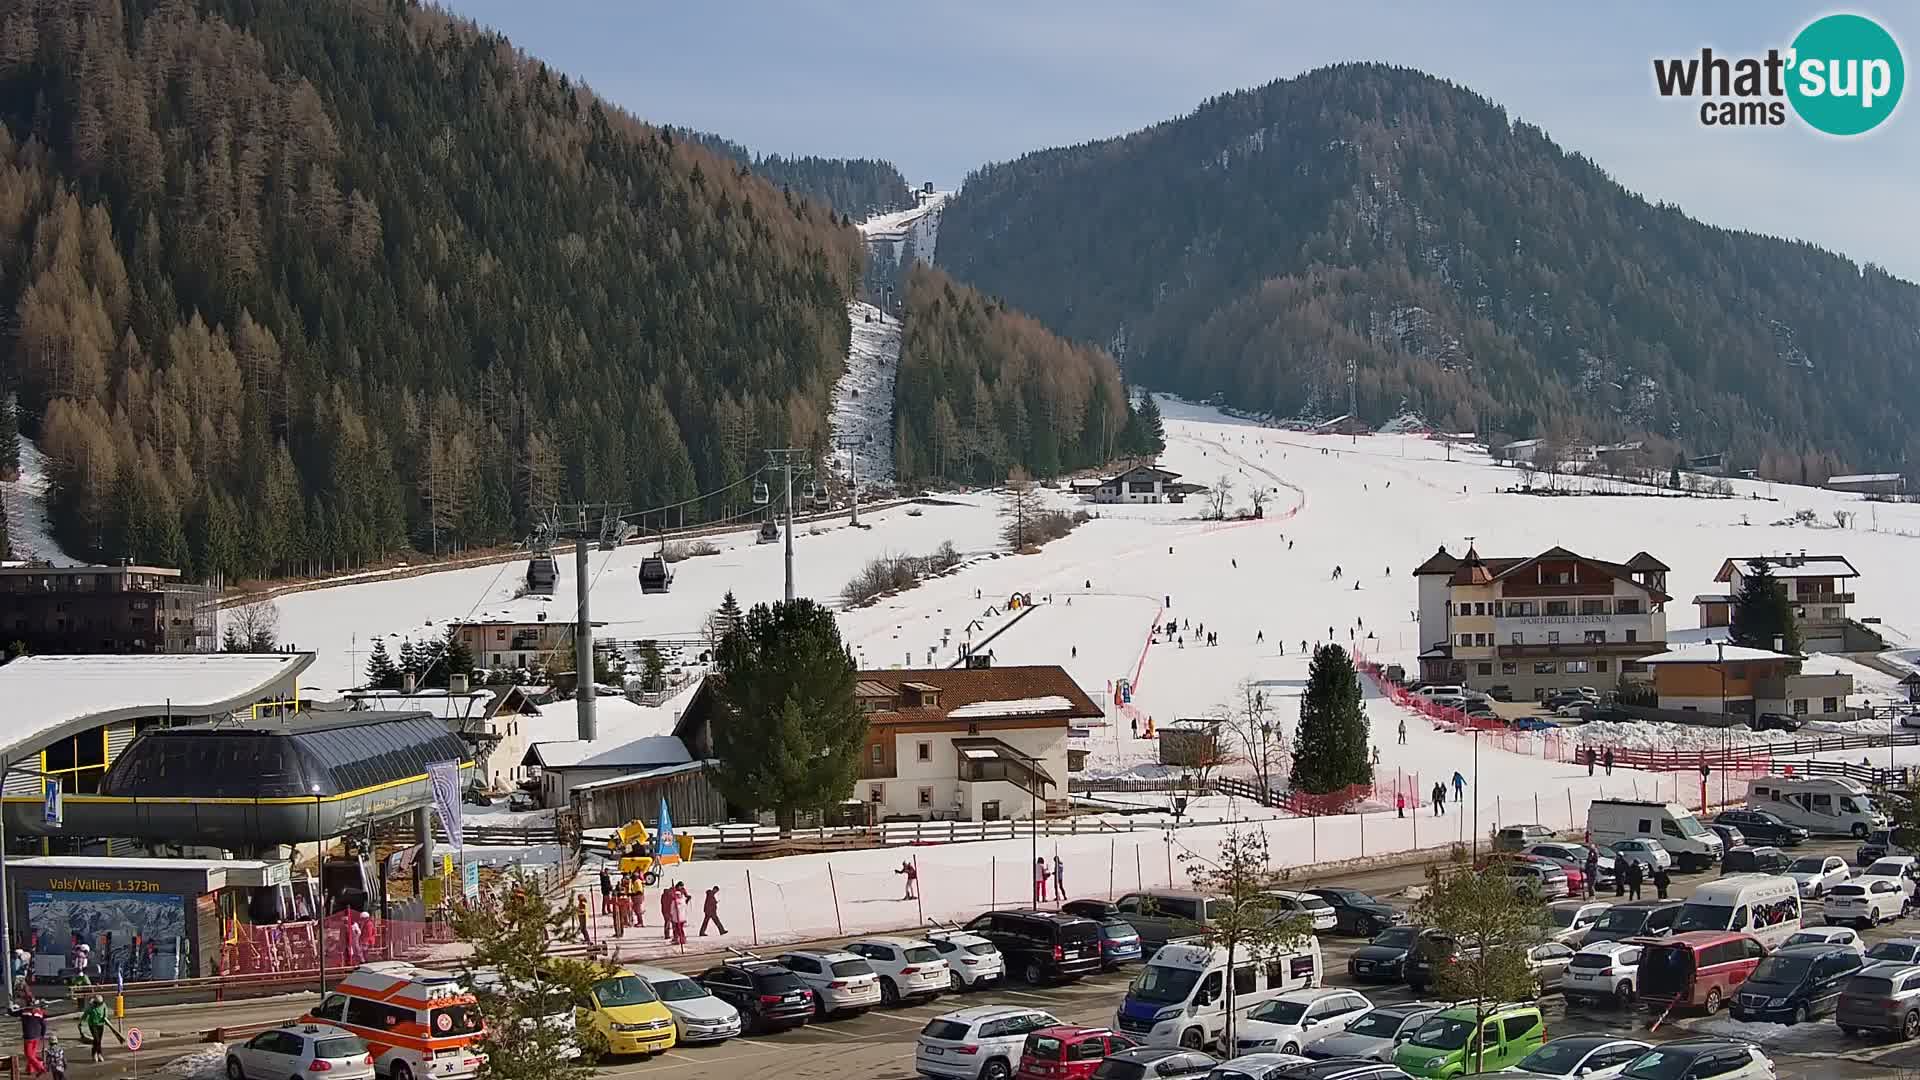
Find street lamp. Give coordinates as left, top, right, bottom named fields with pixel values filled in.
left=1717, top=641, right=1727, bottom=806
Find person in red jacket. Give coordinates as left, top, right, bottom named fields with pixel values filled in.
left=699, top=886, right=727, bottom=936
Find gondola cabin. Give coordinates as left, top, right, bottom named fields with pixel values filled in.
left=757, top=519, right=780, bottom=544
left=525, top=554, right=557, bottom=595
left=638, top=555, right=673, bottom=594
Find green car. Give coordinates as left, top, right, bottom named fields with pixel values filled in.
left=1392, top=1003, right=1545, bottom=1078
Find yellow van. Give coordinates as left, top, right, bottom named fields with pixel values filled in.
left=579, top=969, right=677, bottom=1057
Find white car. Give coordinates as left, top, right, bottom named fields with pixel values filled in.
left=1561, top=940, right=1644, bottom=1007
left=846, top=936, right=949, bottom=1006
left=1857, top=856, right=1919, bottom=908
left=1782, top=925, right=1864, bottom=952
left=1232, top=988, right=1371, bottom=1056
left=1508, top=1034, right=1651, bottom=1079
left=1548, top=901, right=1612, bottom=944
left=1263, top=891, right=1339, bottom=933
left=1822, top=880, right=1906, bottom=929
left=628, top=964, right=742, bottom=1043
left=927, top=929, right=1006, bottom=991
left=915, top=1006, right=1059, bottom=1080
left=227, top=1025, right=375, bottom=1080
left=775, top=949, right=882, bottom=1016
left=1864, top=937, right=1920, bottom=964
left=1618, top=1040, right=1775, bottom=1080
left=1786, top=854, right=1850, bottom=898
left=1610, top=838, right=1672, bottom=871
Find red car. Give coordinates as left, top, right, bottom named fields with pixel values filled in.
left=1016, top=1026, right=1135, bottom=1080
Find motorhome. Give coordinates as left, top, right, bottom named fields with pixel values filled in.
left=1746, top=776, right=1888, bottom=838
left=1113, top=939, right=1323, bottom=1049
left=1670, top=874, right=1803, bottom=949
left=1587, top=799, right=1724, bottom=871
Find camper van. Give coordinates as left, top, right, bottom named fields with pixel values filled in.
left=1746, top=776, right=1888, bottom=838
left=1587, top=799, right=1724, bottom=871
left=1670, top=874, right=1802, bottom=949
left=1113, top=939, right=1323, bottom=1049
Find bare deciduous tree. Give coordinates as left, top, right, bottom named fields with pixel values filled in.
left=1205, top=473, right=1235, bottom=520
left=1221, top=679, right=1289, bottom=801
left=1000, top=465, right=1047, bottom=550
left=221, top=598, right=280, bottom=652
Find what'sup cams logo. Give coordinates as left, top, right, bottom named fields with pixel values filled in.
left=1654, top=13, right=1904, bottom=135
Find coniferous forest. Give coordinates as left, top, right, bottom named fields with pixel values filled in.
left=673, top=130, right=913, bottom=221
left=0, top=0, right=864, bottom=578
left=892, top=263, right=1152, bottom=487
left=939, top=63, right=1920, bottom=478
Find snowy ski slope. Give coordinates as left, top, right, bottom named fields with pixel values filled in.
left=1, top=437, right=78, bottom=565
left=827, top=301, right=901, bottom=488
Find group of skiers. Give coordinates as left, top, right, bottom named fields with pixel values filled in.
left=582, top=875, right=727, bottom=946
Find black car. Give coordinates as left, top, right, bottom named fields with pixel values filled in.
left=1486, top=685, right=1515, bottom=702
left=1404, top=930, right=1468, bottom=992
left=1713, top=808, right=1810, bottom=846
left=1061, top=899, right=1125, bottom=922
left=1581, top=899, right=1684, bottom=946
left=1090, top=1047, right=1218, bottom=1080
left=1306, top=888, right=1406, bottom=938
left=697, top=958, right=813, bottom=1033
left=1730, top=943, right=1865, bottom=1024
left=1752, top=712, right=1803, bottom=733
left=1709, top=823, right=1745, bottom=851
left=1266, top=1060, right=1408, bottom=1080
left=1618, top=1039, right=1768, bottom=1080
left=963, top=909, right=1102, bottom=984
left=1347, top=925, right=1423, bottom=983
left=1721, top=845, right=1791, bottom=875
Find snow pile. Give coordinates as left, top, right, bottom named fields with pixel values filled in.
left=828, top=302, right=901, bottom=488
left=948, top=695, right=1074, bottom=719
left=1, top=436, right=79, bottom=565
left=1680, top=1017, right=1846, bottom=1053
left=1568, top=717, right=1892, bottom=751
left=160, top=1044, right=227, bottom=1080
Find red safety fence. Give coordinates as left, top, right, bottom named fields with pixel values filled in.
left=217, top=913, right=450, bottom=977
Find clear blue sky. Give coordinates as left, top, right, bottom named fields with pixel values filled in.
left=437, top=2, right=1919, bottom=281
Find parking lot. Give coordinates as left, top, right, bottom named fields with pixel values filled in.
left=576, top=838, right=1918, bottom=1080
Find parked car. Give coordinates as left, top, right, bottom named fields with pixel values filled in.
left=1089, top=1048, right=1217, bottom=1080
left=1232, top=988, right=1372, bottom=1057
left=1751, top=712, right=1803, bottom=733
left=965, top=911, right=1103, bottom=985
left=1856, top=827, right=1916, bottom=864
left=1856, top=855, right=1920, bottom=909
left=1486, top=685, right=1515, bottom=702
left=505, top=790, right=537, bottom=812
left=1504, top=860, right=1570, bottom=900
left=1836, top=960, right=1920, bottom=1040
left=927, top=928, right=1008, bottom=990
left=775, top=948, right=882, bottom=1017
left=1730, top=942, right=1865, bottom=1024
left=1709, top=823, right=1746, bottom=851
left=1824, top=879, right=1907, bottom=929
left=1463, top=702, right=1501, bottom=721
left=1495, top=824, right=1557, bottom=852
left=1548, top=901, right=1612, bottom=945
left=1720, top=846, right=1791, bottom=876
left=1783, top=926, right=1864, bottom=952
left=1305, top=889, right=1406, bottom=938
left=1261, top=891, right=1339, bottom=933
left=1347, top=925, right=1422, bottom=984
left=1016, top=1026, right=1135, bottom=1080
left=1617, top=1039, right=1774, bottom=1080
left=1525, top=940, right=1578, bottom=992
left=916, top=1006, right=1061, bottom=1080
left=1510, top=717, right=1560, bottom=733
left=695, top=958, right=813, bottom=1034
left=1300, top=1002, right=1447, bottom=1062
left=1252, top=1061, right=1406, bottom=1080
left=1392, top=1001, right=1545, bottom=1077
left=1062, top=899, right=1126, bottom=922
left=1507, top=1035, right=1651, bottom=1080
left=1582, top=899, right=1684, bottom=946
left=626, top=964, right=741, bottom=1044
left=846, top=936, right=948, bottom=1006
left=1562, top=940, right=1645, bottom=1008
left=1635, top=932, right=1767, bottom=1014
left=1524, top=842, right=1615, bottom=886
left=1055, top=903, right=1143, bottom=969
left=461, top=786, right=493, bottom=808
left=1402, top=930, right=1464, bottom=993
left=1865, top=938, right=1920, bottom=965
left=227, top=1025, right=375, bottom=1080
left=576, top=970, right=678, bottom=1056
left=1785, top=854, right=1850, bottom=898
left=1715, top=808, right=1810, bottom=847
left=1608, top=838, right=1672, bottom=871
left=1205, top=1054, right=1317, bottom=1080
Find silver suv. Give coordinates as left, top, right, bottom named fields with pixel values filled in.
left=1837, top=961, right=1920, bottom=1040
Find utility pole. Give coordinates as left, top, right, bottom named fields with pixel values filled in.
left=1347, top=357, right=1358, bottom=446
left=762, top=450, right=813, bottom=602
left=542, top=504, right=629, bottom=742
left=835, top=436, right=863, bottom=528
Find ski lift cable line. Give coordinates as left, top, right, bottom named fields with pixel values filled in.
left=613, top=462, right=779, bottom=525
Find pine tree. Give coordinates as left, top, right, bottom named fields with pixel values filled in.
left=711, top=599, right=866, bottom=830
left=365, top=639, right=402, bottom=690
left=1730, top=559, right=1802, bottom=655
left=441, top=626, right=476, bottom=684
left=398, top=638, right=420, bottom=684
left=0, top=393, right=19, bottom=482
left=637, top=641, right=666, bottom=692
left=1134, top=392, right=1166, bottom=455
left=1290, top=644, right=1372, bottom=794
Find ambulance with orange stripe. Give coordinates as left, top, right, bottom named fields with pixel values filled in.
left=303, top=963, right=486, bottom=1080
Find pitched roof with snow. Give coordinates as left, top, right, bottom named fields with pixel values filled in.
left=0, top=652, right=314, bottom=760
left=1637, top=644, right=1799, bottom=665
left=1442, top=545, right=1671, bottom=600
left=1715, top=555, right=1860, bottom=582
left=857, top=666, right=1102, bottom=727
left=524, top=734, right=692, bottom=770
left=1103, top=463, right=1181, bottom=484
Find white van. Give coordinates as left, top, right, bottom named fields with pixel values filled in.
left=1113, top=939, right=1323, bottom=1049
left=1587, top=799, right=1725, bottom=871
left=1746, top=776, right=1888, bottom=838
left=1670, top=873, right=1802, bottom=949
